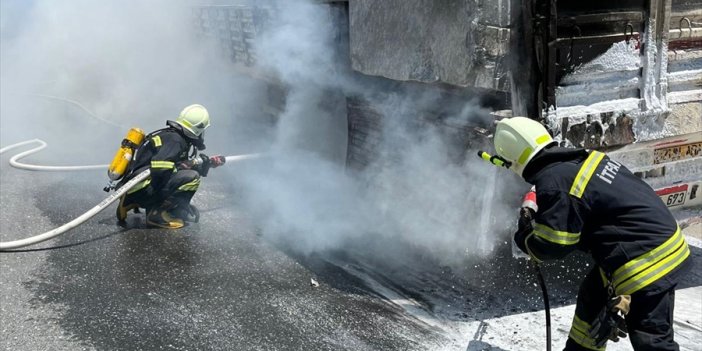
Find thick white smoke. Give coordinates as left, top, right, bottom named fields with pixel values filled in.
left=239, top=0, right=519, bottom=265
left=0, top=0, right=265, bottom=159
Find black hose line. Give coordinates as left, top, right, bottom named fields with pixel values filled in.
left=535, top=263, right=552, bottom=351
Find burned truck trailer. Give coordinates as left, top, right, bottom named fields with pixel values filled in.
left=194, top=0, right=702, bottom=208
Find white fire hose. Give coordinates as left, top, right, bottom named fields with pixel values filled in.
left=1, top=139, right=108, bottom=171
left=0, top=139, right=259, bottom=250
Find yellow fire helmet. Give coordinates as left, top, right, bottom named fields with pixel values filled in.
left=493, top=116, right=556, bottom=177
left=176, top=104, right=211, bottom=139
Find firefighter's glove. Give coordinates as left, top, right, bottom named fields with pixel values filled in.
left=177, top=155, right=207, bottom=171
left=177, top=154, right=220, bottom=176
left=513, top=207, right=535, bottom=254
left=209, top=155, right=226, bottom=168
left=195, top=154, right=211, bottom=176
left=177, top=159, right=197, bottom=170
left=589, top=295, right=631, bottom=347
left=518, top=207, right=534, bottom=230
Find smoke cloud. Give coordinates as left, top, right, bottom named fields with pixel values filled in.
left=239, top=0, right=520, bottom=266
left=0, top=0, right=266, bottom=160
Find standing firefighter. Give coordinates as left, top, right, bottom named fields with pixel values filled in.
left=116, top=104, right=225, bottom=229
left=489, top=117, right=691, bottom=350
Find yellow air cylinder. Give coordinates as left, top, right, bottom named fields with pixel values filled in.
left=108, top=127, right=145, bottom=181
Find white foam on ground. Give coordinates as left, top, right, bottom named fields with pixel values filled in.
left=686, top=235, right=702, bottom=249
left=424, top=230, right=702, bottom=350
left=448, top=286, right=702, bottom=351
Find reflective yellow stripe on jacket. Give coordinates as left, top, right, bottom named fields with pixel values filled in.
left=569, top=315, right=605, bottom=351
left=533, top=223, right=581, bottom=245
left=151, top=160, right=174, bottom=169
left=612, top=227, right=690, bottom=295
left=569, top=151, right=605, bottom=198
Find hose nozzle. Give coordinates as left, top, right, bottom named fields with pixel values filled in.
left=477, top=150, right=512, bottom=169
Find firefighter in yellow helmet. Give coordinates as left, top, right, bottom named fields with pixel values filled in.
left=492, top=117, right=691, bottom=350
left=115, top=104, right=226, bottom=228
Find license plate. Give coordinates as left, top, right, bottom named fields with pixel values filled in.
left=656, top=184, right=688, bottom=207
left=653, top=142, right=702, bottom=164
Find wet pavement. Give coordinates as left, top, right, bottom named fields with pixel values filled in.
left=2, top=153, right=701, bottom=351
left=0, top=164, right=443, bottom=351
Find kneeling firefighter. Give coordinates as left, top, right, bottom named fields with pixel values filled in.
left=481, top=117, right=691, bottom=350
left=114, top=104, right=226, bottom=229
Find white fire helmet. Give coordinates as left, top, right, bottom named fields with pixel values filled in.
left=493, top=116, right=556, bottom=177
left=176, top=104, right=210, bottom=139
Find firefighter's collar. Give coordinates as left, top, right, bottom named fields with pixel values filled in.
left=522, top=145, right=589, bottom=184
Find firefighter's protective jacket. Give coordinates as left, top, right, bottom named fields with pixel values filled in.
left=517, top=146, right=691, bottom=296
left=120, top=121, right=202, bottom=199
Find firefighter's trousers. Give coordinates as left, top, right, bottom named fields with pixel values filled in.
left=565, top=267, right=679, bottom=351
left=124, top=169, right=200, bottom=211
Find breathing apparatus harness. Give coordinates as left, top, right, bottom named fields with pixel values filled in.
left=103, top=122, right=205, bottom=193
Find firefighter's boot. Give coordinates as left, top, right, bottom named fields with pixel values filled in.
left=116, top=195, right=140, bottom=222
left=146, top=208, right=185, bottom=229
left=173, top=204, right=200, bottom=223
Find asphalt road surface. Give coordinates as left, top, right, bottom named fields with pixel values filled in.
left=2, top=154, right=701, bottom=351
